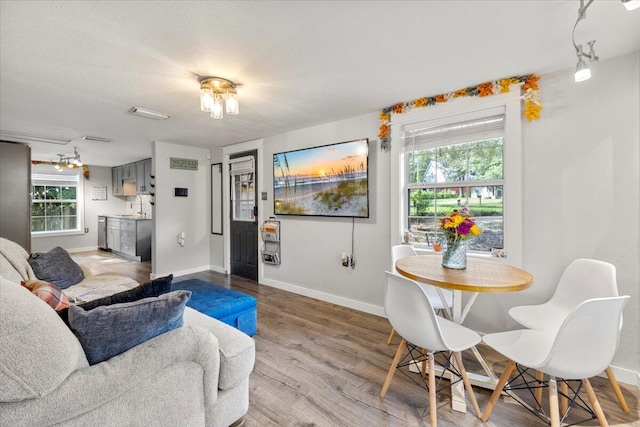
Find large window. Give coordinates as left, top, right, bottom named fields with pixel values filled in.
left=404, top=113, right=505, bottom=253
left=31, top=171, right=83, bottom=235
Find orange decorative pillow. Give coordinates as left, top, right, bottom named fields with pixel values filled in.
left=21, top=279, right=71, bottom=311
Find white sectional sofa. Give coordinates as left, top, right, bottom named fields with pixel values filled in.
left=0, top=237, right=255, bottom=427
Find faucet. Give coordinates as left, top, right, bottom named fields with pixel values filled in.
left=138, top=197, right=144, bottom=216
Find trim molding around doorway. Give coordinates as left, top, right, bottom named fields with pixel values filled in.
left=222, top=139, right=264, bottom=282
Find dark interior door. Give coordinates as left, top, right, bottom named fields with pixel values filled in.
left=230, top=151, right=258, bottom=281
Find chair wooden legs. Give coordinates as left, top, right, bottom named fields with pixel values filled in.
left=428, top=352, right=437, bottom=427
left=421, top=348, right=428, bottom=378
left=380, top=338, right=406, bottom=398
left=534, top=370, right=544, bottom=405
left=559, top=380, right=569, bottom=415
left=482, top=363, right=613, bottom=427
left=583, top=378, right=609, bottom=427
left=481, top=360, right=516, bottom=422
left=387, top=328, right=396, bottom=345
left=453, top=352, right=481, bottom=418
left=548, top=376, right=560, bottom=427
left=605, top=366, right=629, bottom=412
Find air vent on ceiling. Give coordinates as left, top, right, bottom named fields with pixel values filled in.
left=0, top=130, right=71, bottom=145
left=82, top=135, right=112, bottom=143
left=128, top=107, right=170, bottom=120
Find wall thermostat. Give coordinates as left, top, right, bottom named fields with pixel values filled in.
left=175, top=188, right=188, bottom=197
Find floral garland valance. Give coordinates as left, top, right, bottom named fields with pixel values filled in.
left=32, top=160, right=90, bottom=179
left=378, top=74, right=542, bottom=148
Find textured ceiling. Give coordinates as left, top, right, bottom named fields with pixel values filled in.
left=1, top=1, right=639, bottom=166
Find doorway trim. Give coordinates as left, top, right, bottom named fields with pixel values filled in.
left=222, top=138, right=264, bottom=283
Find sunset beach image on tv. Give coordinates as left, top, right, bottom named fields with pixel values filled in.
left=273, top=138, right=369, bottom=218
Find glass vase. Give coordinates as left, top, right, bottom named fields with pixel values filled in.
left=442, top=240, right=467, bottom=270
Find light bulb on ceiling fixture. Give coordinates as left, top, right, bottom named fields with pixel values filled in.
left=622, top=0, right=640, bottom=10
left=574, top=58, right=591, bottom=82
left=200, top=87, right=213, bottom=112
left=211, top=92, right=224, bottom=119
left=226, top=88, right=239, bottom=115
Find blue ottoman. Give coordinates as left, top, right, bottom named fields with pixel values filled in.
left=172, top=279, right=257, bottom=336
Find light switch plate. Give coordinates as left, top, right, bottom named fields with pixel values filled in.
left=261, top=192, right=267, bottom=201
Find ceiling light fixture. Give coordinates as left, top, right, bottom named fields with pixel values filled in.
left=128, top=107, right=170, bottom=120
left=198, top=76, right=240, bottom=119
left=0, top=129, right=71, bottom=145
left=622, top=0, right=640, bottom=11
left=81, top=135, right=112, bottom=143
left=572, top=0, right=599, bottom=82
left=54, top=147, right=83, bottom=170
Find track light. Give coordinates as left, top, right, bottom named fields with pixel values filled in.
left=572, top=0, right=599, bottom=82
left=55, top=147, right=82, bottom=170
left=622, top=0, right=640, bottom=11
left=574, top=59, right=591, bottom=82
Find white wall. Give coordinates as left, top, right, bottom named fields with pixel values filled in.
left=258, top=114, right=391, bottom=314
left=31, top=165, right=127, bottom=253
left=152, top=141, right=211, bottom=278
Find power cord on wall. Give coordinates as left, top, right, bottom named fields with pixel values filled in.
left=350, top=217, right=356, bottom=269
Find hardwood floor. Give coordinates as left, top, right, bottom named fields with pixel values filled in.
left=72, top=251, right=640, bottom=427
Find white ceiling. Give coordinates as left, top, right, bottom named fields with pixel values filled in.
left=1, top=1, right=639, bottom=167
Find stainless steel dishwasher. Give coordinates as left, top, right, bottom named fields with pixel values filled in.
left=98, top=216, right=108, bottom=250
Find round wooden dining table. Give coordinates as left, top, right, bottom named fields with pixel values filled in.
left=395, top=254, right=533, bottom=412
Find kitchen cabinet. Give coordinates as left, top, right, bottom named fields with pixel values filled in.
left=122, top=163, right=135, bottom=180
left=107, top=217, right=121, bottom=252
left=136, top=158, right=152, bottom=194
left=111, top=166, right=123, bottom=196
left=118, top=218, right=151, bottom=261
left=112, top=158, right=152, bottom=196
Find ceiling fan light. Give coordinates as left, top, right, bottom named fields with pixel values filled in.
left=574, top=59, right=591, bottom=82
left=622, top=0, right=640, bottom=10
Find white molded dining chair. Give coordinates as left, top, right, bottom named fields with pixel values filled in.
left=482, top=295, right=630, bottom=427
left=387, top=245, right=453, bottom=344
left=380, top=272, right=481, bottom=426
left=508, top=258, right=628, bottom=412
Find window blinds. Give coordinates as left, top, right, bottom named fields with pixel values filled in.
left=404, top=114, right=505, bottom=151
left=32, top=172, right=79, bottom=186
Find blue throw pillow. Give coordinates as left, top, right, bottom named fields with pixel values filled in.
left=58, top=275, right=174, bottom=325
left=68, top=290, right=191, bottom=365
left=28, top=247, right=85, bottom=289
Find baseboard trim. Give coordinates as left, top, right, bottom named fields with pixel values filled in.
left=152, top=264, right=211, bottom=280
left=209, top=264, right=227, bottom=274
left=260, top=277, right=386, bottom=318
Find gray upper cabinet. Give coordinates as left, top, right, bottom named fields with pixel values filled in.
left=122, top=163, right=135, bottom=180
left=112, top=158, right=152, bottom=196
left=136, top=158, right=152, bottom=194
left=112, top=166, right=123, bottom=196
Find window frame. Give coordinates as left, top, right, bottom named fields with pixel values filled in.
left=31, top=165, right=85, bottom=238
left=390, top=91, right=523, bottom=266
left=404, top=108, right=506, bottom=253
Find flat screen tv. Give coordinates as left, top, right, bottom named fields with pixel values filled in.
left=273, top=138, right=369, bottom=218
